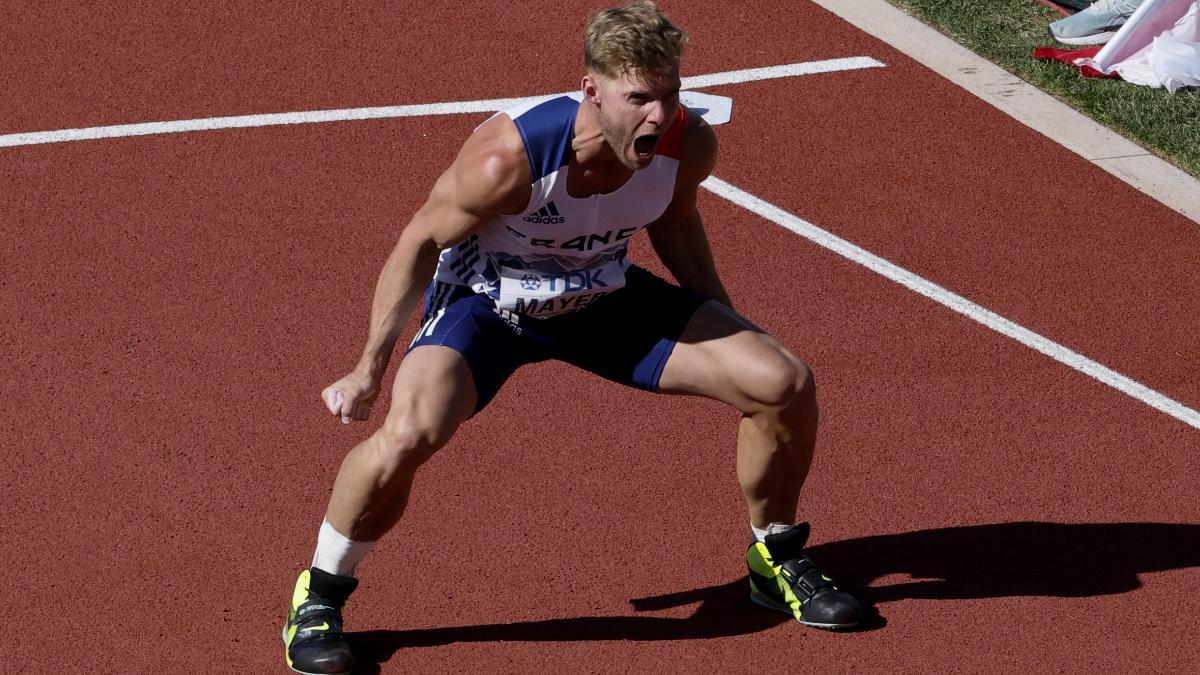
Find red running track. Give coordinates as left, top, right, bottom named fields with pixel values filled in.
left=2, top=1, right=1198, bottom=672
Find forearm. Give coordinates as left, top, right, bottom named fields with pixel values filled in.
left=353, top=226, right=442, bottom=379
left=649, top=210, right=732, bottom=306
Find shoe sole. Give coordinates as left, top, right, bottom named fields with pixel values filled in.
left=749, top=590, right=860, bottom=630
left=281, top=625, right=352, bottom=675
left=1049, top=29, right=1117, bottom=45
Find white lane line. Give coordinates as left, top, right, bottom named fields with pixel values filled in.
left=680, top=56, right=884, bottom=88
left=702, top=175, right=1200, bottom=431
left=0, top=56, right=885, bottom=149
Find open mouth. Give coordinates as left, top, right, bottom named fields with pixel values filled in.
left=633, top=134, right=660, bottom=158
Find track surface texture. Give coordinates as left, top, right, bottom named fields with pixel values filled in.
left=3, top=1, right=1197, bottom=673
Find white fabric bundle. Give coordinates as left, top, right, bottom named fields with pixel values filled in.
left=1078, top=0, right=1200, bottom=91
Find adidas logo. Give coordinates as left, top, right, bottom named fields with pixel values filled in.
left=522, top=201, right=565, bottom=224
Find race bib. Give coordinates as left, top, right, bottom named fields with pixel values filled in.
left=497, top=261, right=626, bottom=318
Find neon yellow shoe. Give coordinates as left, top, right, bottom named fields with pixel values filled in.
left=746, top=523, right=861, bottom=630
left=282, top=568, right=358, bottom=675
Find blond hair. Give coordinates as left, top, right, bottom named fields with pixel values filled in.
left=584, top=1, right=687, bottom=78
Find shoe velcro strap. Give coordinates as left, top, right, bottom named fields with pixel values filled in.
left=780, top=560, right=834, bottom=601
left=294, top=603, right=344, bottom=634
left=294, top=615, right=344, bottom=641
left=296, top=620, right=342, bottom=635
left=778, top=557, right=816, bottom=580
left=297, top=603, right=336, bottom=617
left=292, top=625, right=346, bottom=650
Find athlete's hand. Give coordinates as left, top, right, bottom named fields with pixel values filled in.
left=321, top=372, right=380, bottom=424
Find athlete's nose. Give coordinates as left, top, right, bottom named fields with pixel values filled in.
left=645, top=99, right=668, bottom=128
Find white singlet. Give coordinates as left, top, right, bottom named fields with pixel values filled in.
left=432, top=95, right=687, bottom=318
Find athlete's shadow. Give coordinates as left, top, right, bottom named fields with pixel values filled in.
left=349, top=521, right=1200, bottom=672
left=807, top=521, right=1200, bottom=602
left=348, top=579, right=799, bottom=673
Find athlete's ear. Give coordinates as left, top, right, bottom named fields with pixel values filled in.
left=582, top=73, right=601, bottom=105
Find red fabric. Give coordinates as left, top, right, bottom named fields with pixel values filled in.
left=1035, top=0, right=1073, bottom=18
left=656, top=106, right=687, bottom=160
left=1032, top=45, right=1117, bottom=78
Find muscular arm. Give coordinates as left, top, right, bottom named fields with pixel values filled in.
left=350, top=116, right=531, bottom=383
left=350, top=202, right=444, bottom=380
left=646, top=112, right=732, bottom=306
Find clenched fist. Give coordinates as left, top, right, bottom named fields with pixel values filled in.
left=321, top=372, right=381, bottom=424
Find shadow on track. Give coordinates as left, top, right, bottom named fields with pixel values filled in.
left=347, top=579, right=805, bottom=673
left=348, top=521, right=1199, bottom=671
left=808, top=521, right=1200, bottom=603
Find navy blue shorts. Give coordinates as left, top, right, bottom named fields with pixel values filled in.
left=408, top=266, right=708, bottom=413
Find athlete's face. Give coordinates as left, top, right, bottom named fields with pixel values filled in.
left=585, top=63, right=682, bottom=170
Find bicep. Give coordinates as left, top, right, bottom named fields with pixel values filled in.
left=407, top=168, right=489, bottom=250
left=406, top=128, right=529, bottom=249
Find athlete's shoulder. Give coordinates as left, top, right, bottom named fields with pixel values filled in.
left=505, top=94, right=580, bottom=127
left=448, top=112, right=531, bottom=215
left=505, top=95, right=581, bottom=182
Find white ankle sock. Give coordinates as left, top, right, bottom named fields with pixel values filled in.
left=311, top=518, right=376, bottom=577
left=751, top=522, right=794, bottom=542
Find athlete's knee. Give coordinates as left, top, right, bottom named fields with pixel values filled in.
left=366, top=403, right=455, bottom=479
left=738, top=349, right=813, bottom=412
left=790, top=360, right=818, bottom=421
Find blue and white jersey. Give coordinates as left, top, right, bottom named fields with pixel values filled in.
left=432, top=94, right=687, bottom=318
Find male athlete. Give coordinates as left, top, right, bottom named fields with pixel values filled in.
left=282, top=2, right=861, bottom=672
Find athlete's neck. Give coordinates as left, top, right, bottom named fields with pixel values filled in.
left=569, top=101, right=634, bottom=195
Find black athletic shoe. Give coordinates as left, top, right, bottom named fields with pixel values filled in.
left=746, top=522, right=861, bottom=629
left=282, top=568, right=359, bottom=675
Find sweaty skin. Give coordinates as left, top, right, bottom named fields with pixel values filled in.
left=320, top=63, right=818, bottom=541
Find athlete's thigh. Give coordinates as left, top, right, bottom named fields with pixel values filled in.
left=656, top=299, right=801, bottom=411
left=408, top=280, right=542, bottom=415
left=385, top=345, right=479, bottom=438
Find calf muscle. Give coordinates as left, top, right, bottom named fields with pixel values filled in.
left=658, top=300, right=820, bottom=527
left=324, top=346, right=477, bottom=542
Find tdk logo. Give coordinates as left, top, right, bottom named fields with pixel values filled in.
left=522, top=201, right=565, bottom=224
left=538, top=269, right=608, bottom=291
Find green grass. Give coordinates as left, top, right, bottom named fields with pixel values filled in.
left=885, top=0, right=1200, bottom=179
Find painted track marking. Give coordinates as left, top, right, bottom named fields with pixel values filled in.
left=703, top=175, right=1200, bottom=431
left=7, top=52, right=1193, bottom=431
left=0, top=57, right=884, bottom=148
